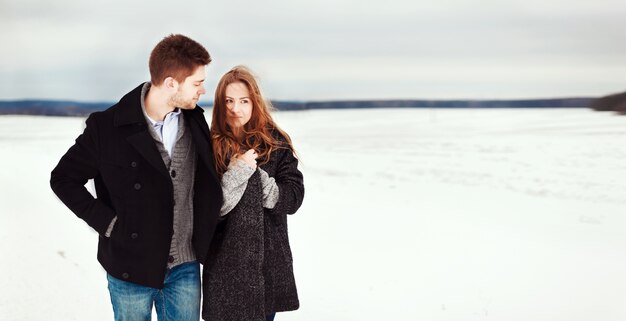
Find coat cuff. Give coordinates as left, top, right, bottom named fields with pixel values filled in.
left=104, top=216, right=118, bottom=238
left=258, top=168, right=279, bottom=209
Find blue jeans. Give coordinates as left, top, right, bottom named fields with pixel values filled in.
left=107, top=261, right=200, bottom=321
left=266, top=313, right=276, bottom=321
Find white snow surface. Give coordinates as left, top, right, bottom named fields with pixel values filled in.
left=2, top=108, right=626, bottom=320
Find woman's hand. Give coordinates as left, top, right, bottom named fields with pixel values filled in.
left=235, top=149, right=258, bottom=169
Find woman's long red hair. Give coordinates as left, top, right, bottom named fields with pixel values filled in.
left=211, top=66, right=295, bottom=176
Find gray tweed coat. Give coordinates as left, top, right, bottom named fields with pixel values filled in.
left=202, top=140, right=304, bottom=321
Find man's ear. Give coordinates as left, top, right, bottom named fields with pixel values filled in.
left=163, top=77, right=178, bottom=91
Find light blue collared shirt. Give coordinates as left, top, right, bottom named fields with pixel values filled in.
left=145, top=109, right=181, bottom=158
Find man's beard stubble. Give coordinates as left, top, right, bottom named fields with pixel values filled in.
left=169, top=91, right=197, bottom=109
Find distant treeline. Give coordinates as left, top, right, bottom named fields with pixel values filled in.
left=0, top=98, right=594, bottom=116
left=272, top=98, right=593, bottom=110
left=590, top=91, right=626, bottom=113
left=0, top=100, right=111, bottom=116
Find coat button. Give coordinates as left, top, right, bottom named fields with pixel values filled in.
left=171, top=170, right=176, bottom=178
left=130, top=161, right=137, bottom=168
left=134, top=183, right=141, bottom=190
left=168, top=256, right=175, bottom=263
left=130, top=233, right=138, bottom=239
left=122, top=273, right=129, bottom=279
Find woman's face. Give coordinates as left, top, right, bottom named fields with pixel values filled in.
left=225, top=82, right=253, bottom=128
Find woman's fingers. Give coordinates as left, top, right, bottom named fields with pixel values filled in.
left=239, top=149, right=258, bottom=168
left=244, top=149, right=258, bottom=159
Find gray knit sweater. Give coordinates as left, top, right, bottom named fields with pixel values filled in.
left=147, top=111, right=197, bottom=268
left=220, top=158, right=280, bottom=216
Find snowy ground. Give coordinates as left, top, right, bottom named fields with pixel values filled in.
left=2, top=108, right=626, bottom=320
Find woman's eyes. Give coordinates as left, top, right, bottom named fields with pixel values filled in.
left=226, top=99, right=249, bottom=104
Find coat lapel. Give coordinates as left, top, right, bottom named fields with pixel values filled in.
left=126, top=129, right=170, bottom=178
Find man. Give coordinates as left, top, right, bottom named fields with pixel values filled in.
left=50, top=34, right=222, bottom=321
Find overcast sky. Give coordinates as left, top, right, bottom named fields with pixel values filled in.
left=2, top=0, right=626, bottom=101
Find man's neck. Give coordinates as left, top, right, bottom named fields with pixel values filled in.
left=144, top=86, right=175, bottom=122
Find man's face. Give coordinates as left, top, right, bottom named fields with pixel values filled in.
left=170, top=65, right=206, bottom=109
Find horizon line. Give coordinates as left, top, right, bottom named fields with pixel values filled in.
left=0, top=96, right=599, bottom=105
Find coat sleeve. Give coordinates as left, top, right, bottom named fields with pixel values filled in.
left=50, top=113, right=117, bottom=236
left=265, top=147, right=304, bottom=216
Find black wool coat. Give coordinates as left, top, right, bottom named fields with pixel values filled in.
left=50, top=83, right=222, bottom=289
left=202, top=138, right=304, bottom=321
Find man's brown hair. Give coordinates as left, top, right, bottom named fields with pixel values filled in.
left=149, top=34, right=211, bottom=85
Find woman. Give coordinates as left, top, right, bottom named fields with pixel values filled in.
left=202, top=66, right=304, bottom=321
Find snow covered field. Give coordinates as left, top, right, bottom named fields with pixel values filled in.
left=2, top=108, right=626, bottom=320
